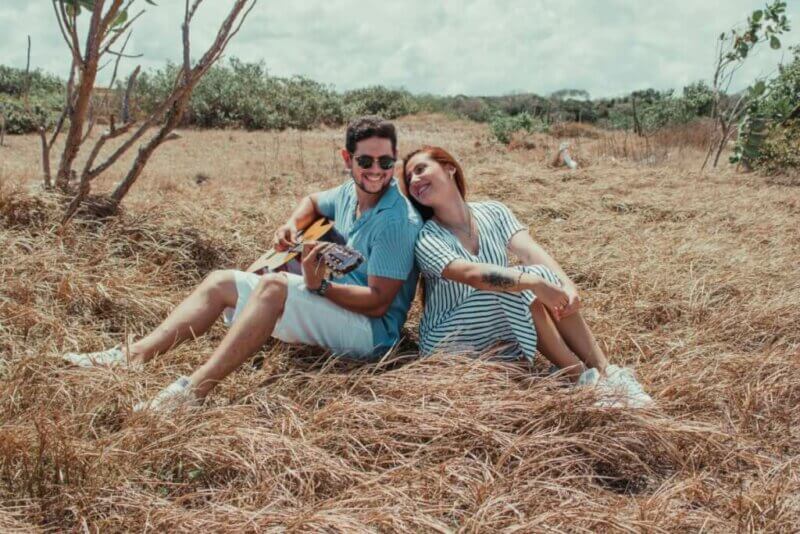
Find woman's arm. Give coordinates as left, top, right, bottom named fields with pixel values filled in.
left=508, top=230, right=575, bottom=289
left=441, top=259, right=569, bottom=313
left=508, top=230, right=583, bottom=317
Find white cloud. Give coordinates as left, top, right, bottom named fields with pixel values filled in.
left=0, top=0, right=797, bottom=97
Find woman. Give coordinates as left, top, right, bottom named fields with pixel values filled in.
left=402, top=146, right=652, bottom=407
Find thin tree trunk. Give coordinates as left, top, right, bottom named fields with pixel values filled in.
left=54, top=4, right=105, bottom=191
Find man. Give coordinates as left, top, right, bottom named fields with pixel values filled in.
left=64, top=116, right=422, bottom=411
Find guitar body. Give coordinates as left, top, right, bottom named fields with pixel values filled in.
left=246, top=218, right=344, bottom=275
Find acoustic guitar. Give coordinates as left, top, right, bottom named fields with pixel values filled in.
left=246, top=218, right=364, bottom=278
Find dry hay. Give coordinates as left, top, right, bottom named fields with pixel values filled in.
left=0, top=115, right=799, bottom=532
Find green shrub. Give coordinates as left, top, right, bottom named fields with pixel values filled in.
left=0, top=65, right=63, bottom=97
left=733, top=46, right=800, bottom=169
left=490, top=112, right=547, bottom=144
left=0, top=93, right=63, bottom=134
left=755, top=118, right=800, bottom=172
left=136, top=59, right=344, bottom=130
left=342, top=86, right=418, bottom=120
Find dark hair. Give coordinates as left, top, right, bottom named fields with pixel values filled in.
left=401, top=146, right=467, bottom=221
left=345, top=116, right=397, bottom=154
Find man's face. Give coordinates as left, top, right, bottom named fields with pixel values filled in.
left=343, top=137, right=396, bottom=196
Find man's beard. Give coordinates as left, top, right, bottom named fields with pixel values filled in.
left=352, top=171, right=390, bottom=195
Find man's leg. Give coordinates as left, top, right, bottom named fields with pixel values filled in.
left=127, top=270, right=239, bottom=365
left=551, top=311, right=609, bottom=373
left=189, top=273, right=288, bottom=399
left=530, top=300, right=584, bottom=382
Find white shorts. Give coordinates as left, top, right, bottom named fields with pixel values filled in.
left=223, top=271, right=376, bottom=360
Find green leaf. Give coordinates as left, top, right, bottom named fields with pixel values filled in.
left=770, top=35, right=781, bottom=49
left=751, top=80, right=766, bottom=96
left=752, top=10, right=763, bottom=22
left=111, top=8, right=128, bottom=28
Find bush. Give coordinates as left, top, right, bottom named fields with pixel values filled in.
left=0, top=93, right=63, bottom=134
left=447, top=96, right=496, bottom=122
left=490, top=112, right=547, bottom=144
left=734, top=46, right=800, bottom=170
left=136, top=59, right=344, bottom=130
left=0, top=65, right=65, bottom=134
left=342, top=86, right=418, bottom=120
left=756, top=118, right=800, bottom=173
left=0, top=65, right=63, bottom=97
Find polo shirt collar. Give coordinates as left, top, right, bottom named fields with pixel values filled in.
left=348, top=179, right=401, bottom=232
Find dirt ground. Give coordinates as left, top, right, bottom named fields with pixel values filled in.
left=1, top=115, right=798, bottom=532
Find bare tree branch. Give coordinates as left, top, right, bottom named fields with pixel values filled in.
left=52, top=1, right=81, bottom=65
left=110, top=0, right=254, bottom=204
left=39, top=128, right=52, bottom=188
left=121, top=65, right=140, bottom=123
left=23, top=35, right=31, bottom=109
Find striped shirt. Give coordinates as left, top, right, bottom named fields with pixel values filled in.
left=414, top=201, right=561, bottom=360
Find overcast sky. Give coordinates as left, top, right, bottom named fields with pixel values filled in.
left=1, top=1, right=797, bottom=98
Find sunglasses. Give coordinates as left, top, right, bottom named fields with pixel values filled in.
left=352, top=154, right=396, bottom=171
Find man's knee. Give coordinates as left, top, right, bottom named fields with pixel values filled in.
left=253, top=273, right=288, bottom=310
left=202, top=269, right=239, bottom=305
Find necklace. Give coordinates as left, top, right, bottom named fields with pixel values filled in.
left=438, top=205, right=474, bottom=238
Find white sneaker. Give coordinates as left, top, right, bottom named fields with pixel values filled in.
left=605, top=365, right=654, bottom=408
left=577, top=367, right=628, bottom=408
left=63, top=346, right=128, bottom=368
left=133, top=376, right=200, bottom=413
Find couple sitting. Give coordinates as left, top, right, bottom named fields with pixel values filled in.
left=64, top=116, right=652, bottom=410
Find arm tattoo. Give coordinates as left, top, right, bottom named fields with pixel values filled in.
left=481, top=269, right=516, bottom=289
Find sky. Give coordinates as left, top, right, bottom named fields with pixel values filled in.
left=1, top=0, right=798, bottom=98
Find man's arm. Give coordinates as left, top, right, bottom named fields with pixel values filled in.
left=301, top=242, right=405, bottom=318
left=323, top=276, right=404, bottom=318
left=273, top=193, right=325, bottom=250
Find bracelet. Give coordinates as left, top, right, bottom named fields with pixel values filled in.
left=516, top=271, right=524, bottom=287
left=310, top=278, right=330, bottom=296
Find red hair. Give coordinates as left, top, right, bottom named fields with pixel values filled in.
left=401, top=146, right=467, bottom=221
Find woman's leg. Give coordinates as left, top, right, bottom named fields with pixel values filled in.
left=529, top=300, right=584, bottom=382
left=552, top=311, right=609, bottom=373
left=126, top=270, right=240, bottom=365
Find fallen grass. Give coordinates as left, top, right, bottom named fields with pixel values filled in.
left=0, top=114, right=798, bottom=531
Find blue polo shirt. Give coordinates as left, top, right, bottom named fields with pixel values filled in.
left=315, top=179, right=422, bottom=354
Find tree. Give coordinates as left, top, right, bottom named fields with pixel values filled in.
left=702, top=0, right=790, bottom=170
left=41, top=0, right=256, bottom=224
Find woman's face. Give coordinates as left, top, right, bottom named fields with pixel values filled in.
left=405, top=152, right=457, bottom=207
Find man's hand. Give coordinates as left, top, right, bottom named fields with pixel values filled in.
left=273, top=222, right=298, bottom=252
left=559, top=283, right=582, bottom=318
left=301, top=242, right=331, bottom=290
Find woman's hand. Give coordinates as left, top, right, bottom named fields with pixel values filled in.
left=273, top=222, right=298, bottom=252
left=560, top=283, right=582, bottom=318
left=532, top=280, right=570, bottom=320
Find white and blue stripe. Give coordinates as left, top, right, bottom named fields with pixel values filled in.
left=415, top=201, right=562, bottom=361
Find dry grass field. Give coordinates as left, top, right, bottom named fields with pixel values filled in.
left=1, top=114, right=799, bottom=532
